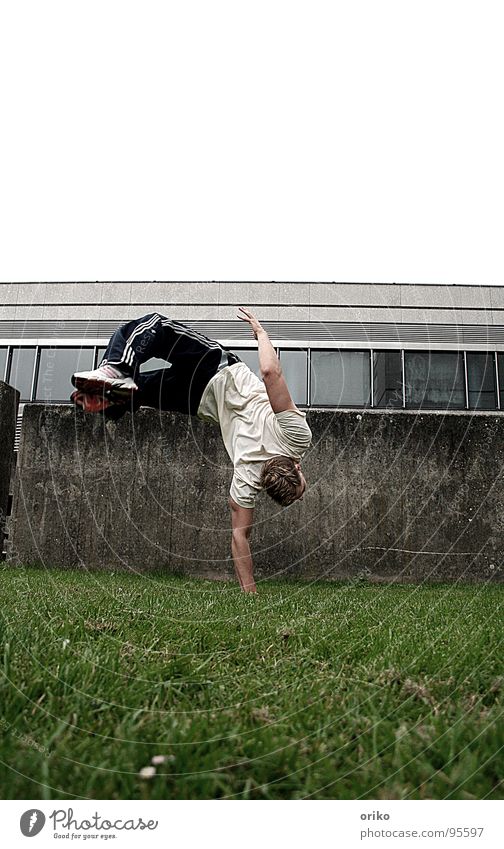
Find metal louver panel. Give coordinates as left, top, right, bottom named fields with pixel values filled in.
left=1, top=320, right=504, bottom=345
left=14, top=406, right=24, bottom=452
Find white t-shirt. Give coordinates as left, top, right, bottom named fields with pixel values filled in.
left=197, top=362, right=312, bottom=508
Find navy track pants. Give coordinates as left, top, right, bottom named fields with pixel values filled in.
left=100, top=313, right=240, bottom=416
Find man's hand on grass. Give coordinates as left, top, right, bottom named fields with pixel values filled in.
left=237, top=306, right=264, bottom=340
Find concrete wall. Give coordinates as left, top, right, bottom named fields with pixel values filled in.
left=6, top=404, right=504, bottom=582
left=0, top=381, right=20, bottom=552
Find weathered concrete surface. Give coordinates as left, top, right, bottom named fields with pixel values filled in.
left=7, top=404, right=504, bottom=582
left=0, top=381, right=20, bottom=551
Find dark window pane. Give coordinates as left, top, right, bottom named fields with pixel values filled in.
left=231, top=349, right=261, bottom=378
left=8, top=348, right=36, bottom=401
left=373, top=351, right=403, bottom=408
left=37, top=348, right=95, bottom=401
left=310, top=350, right=370, bottom=406
left=466, top=353, right=496, bottom=410
left=0, top=348, right=7, bottom=381
left=279, top=350, right=308, bottom=405
left=404, top=352, right=465, bottom=409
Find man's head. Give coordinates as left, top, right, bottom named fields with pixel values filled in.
left=260, top=455, right=307, bottom=507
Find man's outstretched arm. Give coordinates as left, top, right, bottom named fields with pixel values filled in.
left=237, top=306, right=296, bottom=414
left=229, top=497, right=257, bottom=593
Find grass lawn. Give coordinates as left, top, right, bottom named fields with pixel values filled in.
left=0, top=565, right=502, bottom=800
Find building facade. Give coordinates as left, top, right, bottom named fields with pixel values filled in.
left=1, top=282, right=504, bottom=432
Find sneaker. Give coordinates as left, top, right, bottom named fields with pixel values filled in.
left=71, top=364, right=138, bottom=397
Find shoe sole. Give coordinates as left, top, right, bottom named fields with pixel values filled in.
left=72, top=387, right=133, bottom=412
left=72, top=375, right=138, bottom=397
left=71, top=392, right=112, bottom=413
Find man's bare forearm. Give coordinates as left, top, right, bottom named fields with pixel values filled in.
left=231, top=532, right=257, bottom=593
left=237, top=306, right=281, bottom=378
left=256, top=327, right=281, bottom=378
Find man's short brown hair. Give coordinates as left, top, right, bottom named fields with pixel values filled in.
left=260, top=455, right=302, bottom=506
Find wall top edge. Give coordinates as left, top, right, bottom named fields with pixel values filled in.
left=20, top=401, right=504, bottom=419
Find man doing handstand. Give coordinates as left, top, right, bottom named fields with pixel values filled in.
left=71, top=307, right=312, bottom=593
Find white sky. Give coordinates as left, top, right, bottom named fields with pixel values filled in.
left=0, top=1, right=503, bottom=285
